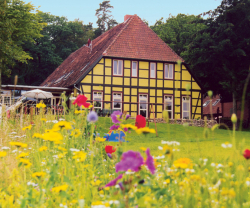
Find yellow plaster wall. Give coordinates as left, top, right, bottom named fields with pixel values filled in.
left=80, top=58, right=202, bottom=119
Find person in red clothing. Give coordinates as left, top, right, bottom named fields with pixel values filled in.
left=135, top=115, right=146, bottom=129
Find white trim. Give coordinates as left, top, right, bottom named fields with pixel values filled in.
left=113, top=92, right=122, bottom=111
left=182, top=96, right=190, bottom=119
left=132, top=61, right=138, bottom=77
left=139, top=94, right=148, bottom=118
left=113, top=60, right=123, bottom=76
left=93, top=91, right=103, bottom=109
left=164, top=64, right=173, bottom=79
left=164, top=95, right=173, bottom=119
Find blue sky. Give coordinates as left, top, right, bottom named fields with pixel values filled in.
left=27, top=0, right=222, bottom=27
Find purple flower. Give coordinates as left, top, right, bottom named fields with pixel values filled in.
left=115, top=151, right=144, bottom=173
left=118, top=182, right=125, bottom=191
left=145, top=148, right=156, bottom=174
left=111, top=111, right=122, bottom=124
left=107, top=153, right=112, bottom=159
left=105, top=174, right=123, bottom=187
left=124, top=128, right=128, bottom=132
left=110, top=124, right=120, bottom=130
left=87, top=111, right=98, bottom=123
left=125, top=114, right=131, bottom=120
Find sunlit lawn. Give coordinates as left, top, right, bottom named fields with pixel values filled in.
left=97, top=117, right=250, bottom=163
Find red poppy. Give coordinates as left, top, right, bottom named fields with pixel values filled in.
left=243, top=149, right=250, bottom=159
left=135, top=115, right=146, bottom=129
left=73, top=95, right=90, bottom=108
left=105, top=145, right=116, bottom=154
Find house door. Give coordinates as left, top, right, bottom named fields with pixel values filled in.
left=139, top=94, right=148, bottom=118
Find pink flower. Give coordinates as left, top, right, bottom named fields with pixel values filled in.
left=145, top=148, right=156, bottom=174
left=111, top=111, right=122, bottom=123
left=110, top=124, right=119, bottom=130
left=115, top=150, right=144, bottom=173
left=73, top=95, right=90, bottom=108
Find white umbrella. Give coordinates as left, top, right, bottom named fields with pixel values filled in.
left=21, top=89, right=53, bottom=99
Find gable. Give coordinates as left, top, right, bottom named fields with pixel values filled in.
left=41, top=14, right=185, bottom=88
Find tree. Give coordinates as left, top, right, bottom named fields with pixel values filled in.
left=185, top=0, right=250, bottom=125
left=0, top=0, right=45, bottom=90
left=3, top=12, right=95, bottom=86
left=95, top=1, right=118, bottom=34
left=151, top=14, right=206, bottom=59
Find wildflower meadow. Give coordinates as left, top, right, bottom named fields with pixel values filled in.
left=0, top=94, right=250, bottom=208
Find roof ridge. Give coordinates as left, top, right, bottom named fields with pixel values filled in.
left=103, top=15, right=135, bottom=55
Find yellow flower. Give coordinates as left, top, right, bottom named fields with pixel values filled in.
left=42, top=132, right=63, bottom=143
left=237, top=165, right=244, bottom=171
left=135, top=127, right=156, bottom=134
left=121, top=124, right=137, bottom=130
left=174, top=158, right=193, bottom=169
left=9, top=142, right=27, bottom=148
left=56, top=146, right=67, bottom=152
left=140, top=147, right=147, bottom=151
left=72, top=151, right=87, bottom=162
left=32, top=172, right=46, bottom=178
left=96, top=137, right=106, bottom=142
left=16, top=152, right=29, bottom=159
left=51, top=184, right=68, bottom=193
left=22, top=125, right=32, bottom=131
left=75, top=110, right=85, bottom=114
left=36, top=103, right=46, bottom=108
left=52, top=121, right=72, bottom=131
left=19, top=158, right=32, bottom=168
left=228, top=162, right=233, bottom=167
left=0, top=151, right=7, bottom=158
left=41, top=118, right=47, bottom=122
left=57, top=152, right=67, bottom=159
left=32, top=133, right=43, bottom=138
left=39, top=146, right=48, bottom=152
left=91, top=180, right=102, bottom=186
left=70, top=129, right=81, bottom=137
left=163, top=145, right=172, bottom=156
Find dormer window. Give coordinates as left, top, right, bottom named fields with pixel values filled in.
left=113, top=60, right=123, bottom=76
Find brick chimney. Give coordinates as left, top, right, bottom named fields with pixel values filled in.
left=124, top=15, right=133, bottom=22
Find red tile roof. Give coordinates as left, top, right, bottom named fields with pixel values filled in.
left=41, top=15, right=184, bottom=88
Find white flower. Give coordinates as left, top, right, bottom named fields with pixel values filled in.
left=125, top=170, right=135, bottom=175
left=60, top=204, right=68, bottom=208
left=1, top=147, right=10, bottom=150
left=211, top=163, right=216, bottom=167
left=153, top=155, right=165, bottom=159
left=221, top=142, right=232, bottom=148
left=70, top=148, right=80, bottom=152
left=27, top=181, right=38, bottom=187
left=158, top=146, right=163, bottom=150
left=161, top=140, right=180, bottom=146
left=59, top=118, right=65, bottom=121
left=216, top=164, right=223, bottom=168
left=9, top=132, right=17, bottom=134
left=109, top=200, right=120, bottom=205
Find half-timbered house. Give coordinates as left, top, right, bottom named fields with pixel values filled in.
left=41, top=14, right=203, bottom=119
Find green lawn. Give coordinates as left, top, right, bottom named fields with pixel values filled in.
left=96, top=117, right=250, bottom=163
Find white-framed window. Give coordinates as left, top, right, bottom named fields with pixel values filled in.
left=113, top=93, right=122, bottom=111
left=113, top=60, right=123, bottom=76
left=182, top=96, right=190, bottom=119
left=165, top=64, right=173, bottom=79
left=132, top=61, right=137, bottom=77
left=139, top=94, right=148, bottom=117
left=150, top=63, right=156, bottom=78
left=93, top=91, right=103, bottom=110
left=164, top=95, right=173, bottom=119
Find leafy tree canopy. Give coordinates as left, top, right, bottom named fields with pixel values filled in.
left=0, top=0, right=45, bottom=87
